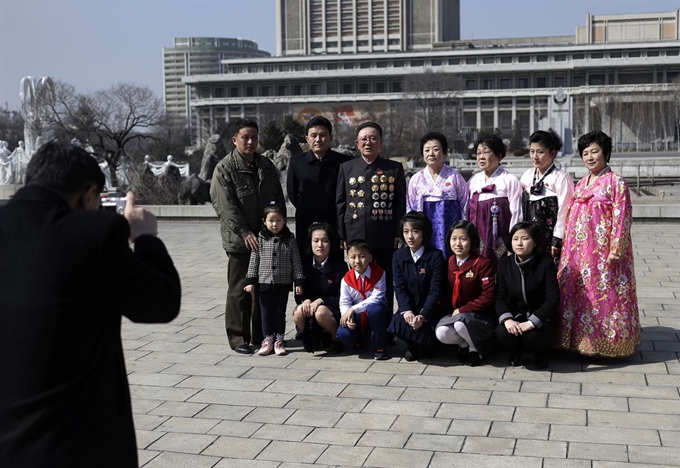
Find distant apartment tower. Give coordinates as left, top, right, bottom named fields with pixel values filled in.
left=163, top=37, right=270, bottom=119
left=276, top=0, right=460, bottom=55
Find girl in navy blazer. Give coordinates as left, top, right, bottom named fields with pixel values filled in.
left=387, top=212, right=446, bottom=361
left=435, top=220, right=496, bottom=366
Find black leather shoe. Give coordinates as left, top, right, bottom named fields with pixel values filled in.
left=508, top=354, right=523, bottom=367
left=330, top=340, right=344, bottom=354
left=534, top=355, right=550, bottom=370
left=468, top=351, right=482, bottom=367
left=234, top=344, right=253, bottom=354
left=404, top=342, right=419, bottom=362
left=457, top=346, right=469, bottom=364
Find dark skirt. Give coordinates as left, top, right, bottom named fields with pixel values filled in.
left=387, top=313, right=437, bottom=348
left=435, top=312, right=496, bottom=357
left=523, top=194, right=559, bottom=254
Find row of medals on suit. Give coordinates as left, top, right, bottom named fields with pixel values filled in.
left=348, top=173, right=396, bottom=221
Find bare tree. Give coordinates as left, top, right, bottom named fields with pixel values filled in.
left=43, top=81, right=164, bottom=186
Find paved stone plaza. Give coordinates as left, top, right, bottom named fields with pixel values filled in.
left=125, top=220, right=680, bottom=468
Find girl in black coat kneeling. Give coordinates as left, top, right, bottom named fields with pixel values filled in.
left=496, top=222, right=560, bottom=369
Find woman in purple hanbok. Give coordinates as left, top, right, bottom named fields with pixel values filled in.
left=407, top=132, right=468, bottom=256
left=556, top=131, right=640, bottom=358
left=467, top=134, right=523, bottom=268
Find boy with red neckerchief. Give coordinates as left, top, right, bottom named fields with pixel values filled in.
left=337, top=239, right=391, bottom=360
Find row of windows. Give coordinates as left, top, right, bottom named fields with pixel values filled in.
left=227, top=48, right=679, bottom=74
left=199, top=80, right=404, bottom=99
left=195, top=68, right=678, bottom=100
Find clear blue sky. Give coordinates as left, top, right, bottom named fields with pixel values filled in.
left=1, top=0, right=678, bottom=110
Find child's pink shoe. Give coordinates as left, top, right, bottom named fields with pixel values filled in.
left=274, top=340, right=287, bottom=356
left=258, top=338, right=274, bottom=356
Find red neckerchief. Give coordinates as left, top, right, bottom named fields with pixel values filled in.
left=451, top=256, right=479, bottom=309
left=343, top=262, right=384, bottom=300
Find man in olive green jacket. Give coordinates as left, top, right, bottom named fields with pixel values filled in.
left=210, top=118, right=285, bottom=353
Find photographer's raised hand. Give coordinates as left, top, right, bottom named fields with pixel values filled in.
left=124, top=191, right=158, bottom=242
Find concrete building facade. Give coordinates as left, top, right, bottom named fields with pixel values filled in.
left=184, top=10, right=680, bottom=153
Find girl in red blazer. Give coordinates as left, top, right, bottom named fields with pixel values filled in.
left=435, top=220, right=496, bottom=366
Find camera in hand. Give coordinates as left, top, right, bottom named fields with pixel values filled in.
left=101, top=194, right=126, bottom=215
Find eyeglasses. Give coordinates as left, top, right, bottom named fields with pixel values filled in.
left=358, top=137, right=380, bottom=145
left=476, top=150, right=494, bottom=157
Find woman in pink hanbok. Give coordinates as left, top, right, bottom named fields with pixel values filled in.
left=556, top=131, right=640, bottom=358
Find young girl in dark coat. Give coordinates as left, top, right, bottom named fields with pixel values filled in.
left=435, top=220, right=496, bottom=366
left=387, top=212, right=447, bottom=362
left=245, top=205, right=305, bottom=356
left=495, top=221, right=560, bottom=369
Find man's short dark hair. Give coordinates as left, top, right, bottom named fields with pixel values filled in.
left=419, top=132, right=449, bottom=155
left=347, top=238, right=373, bottom=255
left=356, top=122, right=383, bottom=138
left=25, top=141, right=105, bottom=196
left=232, top=118, right=259, bottom=136
left=306, top=116, right=333, bottom=136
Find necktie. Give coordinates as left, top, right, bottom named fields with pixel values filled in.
left=451, top=270, right=464, bottom=309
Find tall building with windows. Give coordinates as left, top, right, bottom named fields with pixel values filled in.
left=276, top=0, right=460, bottom=55
left=163, top=37, right=270, bottom=120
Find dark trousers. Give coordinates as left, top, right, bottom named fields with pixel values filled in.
left=336, top=303, right=390, bottom=351
left=225, top=252, right=263, bottom=348
left=259, top=289, right=289, bottom=337
left=372, top=248, right=395, bottom=312
left=496, top=322, right=555, bottom=357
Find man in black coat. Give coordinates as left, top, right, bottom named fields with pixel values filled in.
left=287, top=116, right=350, bottom=254
left=0, top=142, right=181, bottom=468
left=336, top=121, right=406, bottom=312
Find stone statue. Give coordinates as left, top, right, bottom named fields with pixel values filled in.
left=272, top=134, right=302, bottom=171
left=20, top=76, right=55, bottom=158
left=180, top=174, right=211, bottom=205
left=199, top=134, right=225, bottom=181
left=333, top=145, right=360, bottom=159
left=10, top=142, right=29, bottom=185
left=0, top=141, right=13, bottom=185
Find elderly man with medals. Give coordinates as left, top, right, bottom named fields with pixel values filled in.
left=336, top=122, right=406, bottom=314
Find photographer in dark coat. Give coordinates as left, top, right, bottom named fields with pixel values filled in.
left=0, top=142, right=181, bottom=467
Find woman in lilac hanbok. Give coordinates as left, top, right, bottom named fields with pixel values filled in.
left=407, top=132, right=468, bottom=256
left=556, top=130, right=640, bottom=358
left=467, top=134, right=523, bottom=268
